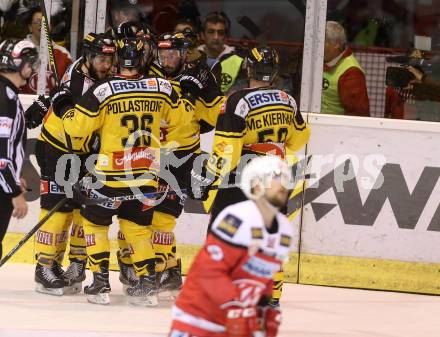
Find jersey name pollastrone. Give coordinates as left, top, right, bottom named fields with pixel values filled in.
left=62, top=75, right=194, bottom=188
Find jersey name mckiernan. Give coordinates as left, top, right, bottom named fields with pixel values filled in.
left=246, top=112, right=293, bottom=130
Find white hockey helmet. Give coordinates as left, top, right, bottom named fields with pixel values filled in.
left=240, top=155, right=292, bottom=200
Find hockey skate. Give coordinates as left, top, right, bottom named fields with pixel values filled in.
left=157, top=259, right=182, bottom=301
left=63, top=260, right=86, bottom=295
left=117, top=254, right=138, bottom=295
left=126, top=274, right=158, bottom=307
left=84, top=270, right=111, bottom=305
left=35, top=263, right=67, bottom=296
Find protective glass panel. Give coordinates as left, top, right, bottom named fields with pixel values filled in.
left=322, top=0, right=440, bottom=121
left=0, top=1, right=78, bottom=94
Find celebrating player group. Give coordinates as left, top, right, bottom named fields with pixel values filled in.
left=1, top=16, right=310, bottom=337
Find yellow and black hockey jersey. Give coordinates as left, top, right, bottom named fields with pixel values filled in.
left=39, top=58, right=97, bottom=154
left=149, top=62, right=224, bottom=154
left=206, top=86, right=311, bottom=180
left=62, top=74, right=195, bottom=188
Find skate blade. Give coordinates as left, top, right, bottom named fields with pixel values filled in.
left=63, top=282, right=82, bottom=295
left=127, top=294, right=158, bottom=307
left=86, top=293, right=110, bottom=305
left=35, top=282, right=63, bottom=296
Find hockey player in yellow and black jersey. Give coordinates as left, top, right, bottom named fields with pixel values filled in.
left=24, top=33, right=116, bottom=297
left=190, top=46, right=311, bottom=307
left=50, top=26, right=197, bottom=306
left=143, top=32, right=224, bottom=299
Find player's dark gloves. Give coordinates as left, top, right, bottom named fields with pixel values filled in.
left=180, top=65, right=219, bottom=103
left=51, top=86, right=74, bottom=118
left=24, top=95, right=51, bottom=128
left=188, top=167, right=213, bottom=201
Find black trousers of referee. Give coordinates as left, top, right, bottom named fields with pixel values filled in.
left=0, top=192, right=14, bottom=259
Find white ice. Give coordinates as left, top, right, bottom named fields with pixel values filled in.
left=1, top=264, right=439, bottom=337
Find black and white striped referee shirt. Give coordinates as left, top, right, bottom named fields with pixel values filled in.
left=0, top=75, right=26, bottom=197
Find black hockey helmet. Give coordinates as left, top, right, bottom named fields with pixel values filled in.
left=136, top=23, right=156, bottom=47
left=114, top=22, right=144, bottom=68
left=247, top=46, right=280, bottom=82
left=156, top=32, right=191, bottom=72
left=136, top=23, right=157, bottom=64
left=157, top=32, right=191, bottom=50
left=0, top=39, right=38, bottom=73
left=83, top=33, right=116, bottom=57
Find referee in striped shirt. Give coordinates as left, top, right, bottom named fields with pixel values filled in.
left=0, top=39, right=38, bottom=259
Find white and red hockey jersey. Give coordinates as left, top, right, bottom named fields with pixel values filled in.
left=171, top=200, right=294, bottom=336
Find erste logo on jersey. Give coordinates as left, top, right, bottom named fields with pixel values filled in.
left=0, top=117, right=13, bottom=138
left=246, top=89, right=290, bottom=109
left=110, top=78, right=158, bottom=93
left=216, top=213, right=243, bottom=238
left=40, top=180, right=64, bottom=195
left=88, top=189, right=122, bottom=210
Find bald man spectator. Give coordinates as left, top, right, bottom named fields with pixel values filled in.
left=321, top=21, right=370, bottom=117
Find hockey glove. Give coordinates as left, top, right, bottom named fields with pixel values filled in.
left=24, top=95, right=51, bottom=129
left=222, top=301, right=259, bottom=337
left=188, top=167, right=213, bottom=201
left=51, top=86, right=74, bottom=118
left=260, top=305, right=282, bottom=337
left=180, top=65, right=214, bottom=103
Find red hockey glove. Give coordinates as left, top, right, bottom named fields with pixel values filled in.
left=222, top=302, right=259, bottom=337
left=261, top=306, right=282, bottom=337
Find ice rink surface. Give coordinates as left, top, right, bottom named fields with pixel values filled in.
left=1, top=263, right=440, bottom=337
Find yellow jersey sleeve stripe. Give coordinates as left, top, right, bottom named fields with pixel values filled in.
left=214, top=130, right=244, bottom=138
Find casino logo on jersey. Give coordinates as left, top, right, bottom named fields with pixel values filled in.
left=280, top=234, right=292, bottom=247
left=217, top=213, right=243, bottom=237
left=251, top=227, right=263, bottom=239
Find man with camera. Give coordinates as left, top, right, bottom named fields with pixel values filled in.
left=385, top=49, right=440, bottom=120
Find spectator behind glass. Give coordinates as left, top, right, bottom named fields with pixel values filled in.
left=198, top=12, right=246, bottom=94
left=0, top=1, right=29, bottom=40
left=198, top=12, right=232, bottom=67
left=321, top=21, right=370, bottom=117
left=174, top=16, right=198, bottom=35
left=109, top=0, right=140, bottom=30
left=20, top=6, right=72, bottom=94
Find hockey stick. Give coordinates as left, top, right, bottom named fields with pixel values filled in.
left=78, top=187, right=190, bottom=206
left=40, top=0, right=60, bottom=85
left=0, top=197, right=68, bottom=268
left=79, top=164, right=315, bottom=206
left=39, top=0, right=75, bottom=154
